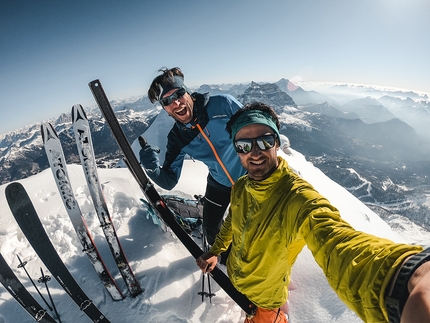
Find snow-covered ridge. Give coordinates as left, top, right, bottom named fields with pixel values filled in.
left=1, top=146, right=429, bottom=322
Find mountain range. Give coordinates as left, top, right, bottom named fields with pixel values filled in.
left=1, top=79, right=430, bottom=232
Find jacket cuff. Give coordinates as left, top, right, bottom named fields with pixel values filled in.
left=385, top=247, right=430, bottom=323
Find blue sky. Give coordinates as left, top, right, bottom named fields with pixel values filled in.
left=1, top=0, right=429, bottom=134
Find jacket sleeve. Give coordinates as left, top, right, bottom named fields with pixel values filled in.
left=145, top=164, right=181, bottom=190
left=287, top=177, right=423, bottom=322
left=209, top=207, right=233, bottom=255
left=146, top=131, right=187, bottom=190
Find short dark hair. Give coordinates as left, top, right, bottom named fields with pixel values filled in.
left=148, top=67, right=184, bottom=103
left=226, top=102, right=281, bottom=137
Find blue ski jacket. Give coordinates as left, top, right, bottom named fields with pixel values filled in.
left=145, top=92, right=246, bottom=189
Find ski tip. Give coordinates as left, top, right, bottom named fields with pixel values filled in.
left=71, top=104, right=85, bottom=120
left=5, top=182, right=27, bottom=211
left=40, top=123, right=46, bottom=141
left=40, top=122, right=58, bottom=143
left=89, top=79, right=101, bottom=88
left=71, top=104, right=87, bottom=122
left=5, top=181, right=23, bottom=195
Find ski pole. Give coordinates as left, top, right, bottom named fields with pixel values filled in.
left=207, top=273, right=215, bottom=303
left=198, top=272, right=206, bottom=302
left=204, top=238, right=212, bottom=303
left=39, top=268, right=62, bottom=323
left=198, top=234, right=216, bottom=302
left=17, top=255, right=53, bottom=312
left=197, top=233, right=208, bottom=302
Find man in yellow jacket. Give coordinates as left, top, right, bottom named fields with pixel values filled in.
left=196, top=102, right=430, bottom=323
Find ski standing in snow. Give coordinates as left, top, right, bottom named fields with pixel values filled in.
left=72, top=104, right=142, bottom=297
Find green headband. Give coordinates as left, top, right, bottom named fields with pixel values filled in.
left=231, top=110, right=280, bottom=142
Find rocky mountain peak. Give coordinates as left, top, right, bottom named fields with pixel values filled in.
left=237, top=82, right=296, bottom=112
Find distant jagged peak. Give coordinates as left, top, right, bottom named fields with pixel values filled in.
left=243, top=81, right=288, bottom=95
left=276, top=78, right=302, bottom=93
left=249, top=81, right=291, bottom=91
left=238, top=81, right=297, bottom=113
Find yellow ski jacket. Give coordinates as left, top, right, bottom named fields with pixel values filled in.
left=210, top=157, right=422, bottom=322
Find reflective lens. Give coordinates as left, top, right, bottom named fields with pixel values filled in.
left=159, top=87, right=186, bottom=107
left=234, top=134, right=277, bottom=154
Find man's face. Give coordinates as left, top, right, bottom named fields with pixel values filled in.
left=235, top=124, right=279, bottom=181
left=162, top=88, right=194, bottom=124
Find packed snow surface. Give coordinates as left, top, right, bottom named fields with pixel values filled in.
left=1, top=145, right=429, bottom=322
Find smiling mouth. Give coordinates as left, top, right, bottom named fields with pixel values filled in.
left=175, top=106, right=187, bottom=116
left=250, top=160, right=265, bottom=165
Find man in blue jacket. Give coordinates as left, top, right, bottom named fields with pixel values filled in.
left=140, top=67, right=246, bottom=249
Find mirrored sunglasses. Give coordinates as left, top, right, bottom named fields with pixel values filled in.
left=159, top=87, right=187, bottom=107
left=234, top=134, right=277, bottom=154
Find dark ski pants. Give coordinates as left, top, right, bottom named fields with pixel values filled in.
left=203, top=175, right=231, bottom=246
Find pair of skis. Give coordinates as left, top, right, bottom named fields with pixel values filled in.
left=39, top=122, right=124, bottom=302
left=40, top=105, right=142, bottom=299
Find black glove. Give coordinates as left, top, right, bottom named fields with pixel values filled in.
left=139, top=145, right=160, bottom=175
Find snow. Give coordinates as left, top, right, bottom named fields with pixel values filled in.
left=1, top=143, right=430, bottom=322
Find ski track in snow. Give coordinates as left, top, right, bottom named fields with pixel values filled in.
left=1, top=146, right=430, bottom=322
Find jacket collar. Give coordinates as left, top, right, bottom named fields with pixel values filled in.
left=245, top=157, right=287, bottom=197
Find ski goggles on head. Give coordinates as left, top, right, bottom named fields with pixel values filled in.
left=159, top=87, right=187, bottom=107
left=234, top=134, right=277, bottom=154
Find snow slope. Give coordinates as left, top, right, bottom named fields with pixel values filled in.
left=1, top=144, right=430, bottom=322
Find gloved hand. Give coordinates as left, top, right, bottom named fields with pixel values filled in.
left=139, top=145, right=160, bottom=174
